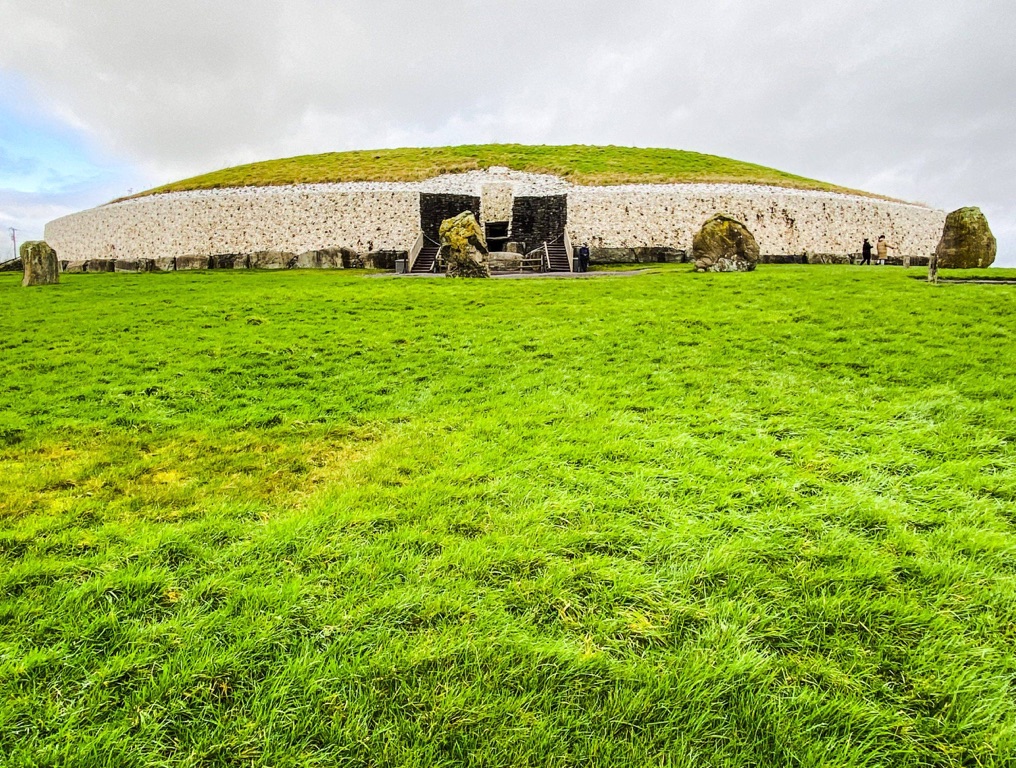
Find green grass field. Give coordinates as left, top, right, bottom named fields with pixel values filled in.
left=2, top=265, right=1015, bottom=767
left=139, top=144, right=877, bottom=199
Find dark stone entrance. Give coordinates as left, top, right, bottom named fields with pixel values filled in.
left=510, top=195, right=567, bottom=250
left=420, top=193, right=481, bottom=241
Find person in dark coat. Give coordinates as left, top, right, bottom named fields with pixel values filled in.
left=860, top=238, right=872, bottom=265
left=578, top=243, right=590, bottom=272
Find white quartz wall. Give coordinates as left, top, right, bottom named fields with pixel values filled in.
left=480, top=183, right=514, bottom=223
left=44, top=173, right=947, bottom=263
left=45, top=187, right=421, bottom=261
left=567, top=185, right=945, bottom=256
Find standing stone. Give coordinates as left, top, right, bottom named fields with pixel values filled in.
left=20, top=241, right=59, bottom=286
left=692, top=215, right=759, bottom=272
left=934, top=207, right=996, bottom=269
left=439, top=211, right=490, bottom=278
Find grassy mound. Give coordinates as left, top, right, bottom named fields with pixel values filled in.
left=141, top=144, right=876, bottom=198
left=2, top=266, right=1016, bottom=765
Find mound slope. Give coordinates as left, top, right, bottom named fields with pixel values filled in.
left=141, top=144, right=878, bottom=198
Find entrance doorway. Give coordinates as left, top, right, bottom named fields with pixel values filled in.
left=485, top=221, right=509, bottom=252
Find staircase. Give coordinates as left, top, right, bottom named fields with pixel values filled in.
left=411, top=241, right=569, bottom=274
left=546, top=242, right=571, bottom=272
left=411, top=244, right=440, bottom=273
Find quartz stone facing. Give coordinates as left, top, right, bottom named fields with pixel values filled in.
left=44, top=171, right=946, bottom=267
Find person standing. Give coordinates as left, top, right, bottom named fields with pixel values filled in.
left=876, top=235, right=894, bottom=265
left=578, top=243, right=590, bottom=273
left=861, top=238, right=873, bottom=265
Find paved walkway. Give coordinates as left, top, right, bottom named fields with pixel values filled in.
left=937, top=278, right=1016, bottom=285
left=375, top=269, right=655, bottom=279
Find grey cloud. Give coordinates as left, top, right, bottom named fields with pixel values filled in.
left=0, top=0, right=1012, bottom=262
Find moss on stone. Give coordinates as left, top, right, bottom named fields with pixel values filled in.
left=935, top=207, right=996, bottom=269
left=439, top=212, right=489, bottom=278
left=692, top=214, right=760, bottom=273
left=19, top=241, right=59, bottom=286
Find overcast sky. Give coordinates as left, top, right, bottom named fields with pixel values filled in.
left=1, top=0, right=1013, bottom=264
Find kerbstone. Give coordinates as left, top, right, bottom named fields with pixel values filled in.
left=152, top=258, right=176, bottom=272
left=250, top=251, right=294, bottom=269
left=115, top=259, right=154, bottom=273
left=176, top=255, right=210, bottom=270
left=210, top=254, right=248, bottom=269
left=293, top=248, right=352, bottom=269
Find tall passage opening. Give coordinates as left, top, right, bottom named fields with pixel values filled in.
left=485, top=221, right=509, bottom=252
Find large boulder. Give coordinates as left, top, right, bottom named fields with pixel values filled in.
left=20, top=241, right=59, bottom=286
left=0, top=258, right=22, bottom=273
left=439, top=211, right=489, bottom=278
left=692, top=215, right=759, bottom=273
left=934, top=207, right=996, bottom=269
left=488, top=252, right=524, bottom=273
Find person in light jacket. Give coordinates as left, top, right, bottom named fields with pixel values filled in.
left=876, top=235, right=894, bottom=265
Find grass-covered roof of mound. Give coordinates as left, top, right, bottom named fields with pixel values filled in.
left=140, top=144, right=880, bottom=198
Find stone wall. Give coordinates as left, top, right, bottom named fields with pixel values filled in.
left=44, top=171, right=947, bottom=267
left=567, top=184, right=946, bottom=260
left=420, top=193, right=481, bottom=241
left=511, top=195, right=568, bottom=250
left=45, top=186, right=421, bottom=263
